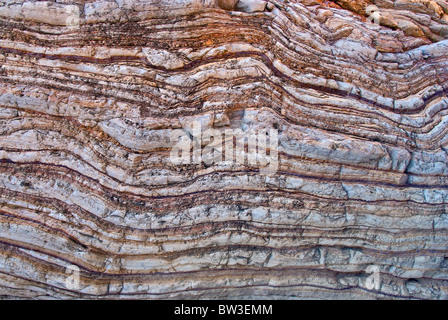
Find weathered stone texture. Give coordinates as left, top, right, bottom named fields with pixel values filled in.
left=0, top=0, right=448, bottom=299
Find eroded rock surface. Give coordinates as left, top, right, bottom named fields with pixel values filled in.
left=0, top=0, right=447, bottom=299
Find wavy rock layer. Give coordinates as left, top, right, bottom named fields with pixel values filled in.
left=0, top=0, right=448, bottom=299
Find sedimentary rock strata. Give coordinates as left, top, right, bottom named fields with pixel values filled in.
left=0, top=0, right=447, bottom=299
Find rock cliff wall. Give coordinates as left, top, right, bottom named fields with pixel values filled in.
left=0, top=0, right=448, bottom=299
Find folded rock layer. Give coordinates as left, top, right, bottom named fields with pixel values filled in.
left=0, top=0, right=447, bottom=299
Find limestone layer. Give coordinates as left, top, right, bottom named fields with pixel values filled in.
left=0, top=0, right=448, bottom=299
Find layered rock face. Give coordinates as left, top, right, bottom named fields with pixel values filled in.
left=0, top=0, right=448, bottom=299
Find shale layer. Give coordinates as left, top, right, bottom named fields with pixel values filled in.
left=0, top=0, right=448, bottom=299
